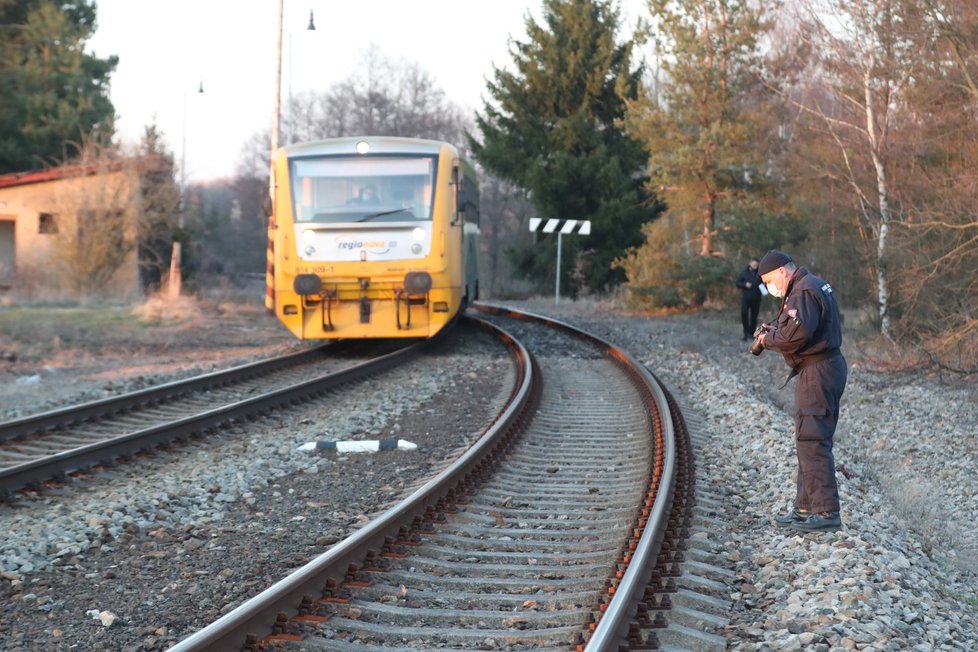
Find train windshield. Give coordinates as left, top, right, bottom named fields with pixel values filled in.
left=290, top=155, right=436, bottom=223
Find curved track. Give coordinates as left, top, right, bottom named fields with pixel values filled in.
left=169, top=305, right=696, bottom=652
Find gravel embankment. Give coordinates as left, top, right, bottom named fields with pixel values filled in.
left=1, top=300, right=976, bottom=652
left=0, top=323, right=513, bottom=651
left=511, top=300, right=978, bottom=651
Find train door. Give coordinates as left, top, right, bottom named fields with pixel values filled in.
left=454, top=166, right=479, bottom=304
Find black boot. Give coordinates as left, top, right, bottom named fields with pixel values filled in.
left=792, top=512, right=842, bottom=532
left=774, top=508, right=809, bottom=527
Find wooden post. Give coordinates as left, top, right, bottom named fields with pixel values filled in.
left=167, top=241, right=182, bottom=299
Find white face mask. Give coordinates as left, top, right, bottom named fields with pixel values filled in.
left=766, top=282, right=782, bottom=298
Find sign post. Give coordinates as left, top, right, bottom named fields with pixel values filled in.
left=529, top=218, right=592, bottom=304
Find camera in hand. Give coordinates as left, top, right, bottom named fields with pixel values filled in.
left=749, top=325, right=768, bottom=356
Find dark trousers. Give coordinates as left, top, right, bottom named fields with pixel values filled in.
left=793, top=355, right=848, bottom=513
left=740, top=295, right=760, bottom=338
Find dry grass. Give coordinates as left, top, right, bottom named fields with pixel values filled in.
left=0, top=288, right=292, bottom=373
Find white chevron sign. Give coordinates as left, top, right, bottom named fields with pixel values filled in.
left=527, top=218, right=592, bottom=305
left=528, top=218, right=592, bottom=235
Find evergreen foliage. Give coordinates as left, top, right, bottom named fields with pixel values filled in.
left=619, top=0, right=791, bottom=308
left=0, top=0, right=117, bottom=173
left=468, top=0, right=660, bottom=295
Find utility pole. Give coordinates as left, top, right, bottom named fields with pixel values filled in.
left=272, top=0, right=284, bottom=157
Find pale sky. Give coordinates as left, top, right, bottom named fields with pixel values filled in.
left=86, top=0, right=646, bottom=182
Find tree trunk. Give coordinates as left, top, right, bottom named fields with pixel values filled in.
left=864, top=59, right=891, bottom=336
left=700, top=199, right=715, bottom=256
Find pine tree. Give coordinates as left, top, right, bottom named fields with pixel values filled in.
left=468, top=0, right=658, bottom=295
left=619, top=0, right=787, bottom=307
left=0, top=0, right=117, bottom=173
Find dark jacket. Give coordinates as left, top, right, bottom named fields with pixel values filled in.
left=763, top=267, right=843, bottom=370
left=736, top=266, right=762, bottom=301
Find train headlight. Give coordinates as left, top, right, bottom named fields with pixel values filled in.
left=294, top=274, right=321, bottom=296
left=301, top=229, right=316, bottom=244
left=412, top=227, right=426, bottom=241
left=411, top=243, right=422, bottom=255
left=356, top=141, right=370, bottom=154
left=304, top=245, right=316, bottom=255
left=404, top=271, right=432, bottom=294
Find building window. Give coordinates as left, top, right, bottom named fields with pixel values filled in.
left=39, top=212, right=58, bottom=234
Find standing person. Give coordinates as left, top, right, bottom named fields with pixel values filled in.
left=736, top=257, right=763, bottom=340
left=754, top=250, right=847, bottom=532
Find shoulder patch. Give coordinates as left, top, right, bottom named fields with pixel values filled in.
left=821, top=283, right=833, bottom=294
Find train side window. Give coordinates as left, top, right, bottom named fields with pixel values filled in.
left=460, top=177, right=479, bottom=225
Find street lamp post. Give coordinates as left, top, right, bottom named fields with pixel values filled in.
left=173, top=79, right=203, bottom=300
left=288, top=11, right=316, bottom=145
left=275, top=3, right=316, bottom=152
left=180, top=79, right=204, bottom=189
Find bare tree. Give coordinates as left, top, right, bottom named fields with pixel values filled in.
left=286, top=45, right=468, bottom=144
left=772, top=0, right=925, bottom=337
left=769, top=0, right=978, bottom=368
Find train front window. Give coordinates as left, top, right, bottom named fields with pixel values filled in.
left=290, top=156, right=436, bottom=223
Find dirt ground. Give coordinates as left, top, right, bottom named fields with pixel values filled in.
left=0, top=293, right=306, bottom=420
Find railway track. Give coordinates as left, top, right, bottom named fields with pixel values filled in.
left=169, top=304, right=701, bottom=652
left=0, top=339, right=417, bottom=497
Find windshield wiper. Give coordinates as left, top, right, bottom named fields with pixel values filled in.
left=356, top=207, right=414, bottom=222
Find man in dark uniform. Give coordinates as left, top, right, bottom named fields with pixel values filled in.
left=736, top=257, right=763, bottom=340
left=755, top=250, right=847, bottom=532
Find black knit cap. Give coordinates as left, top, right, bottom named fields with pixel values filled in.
left=758, top=250, right=792, bottom=276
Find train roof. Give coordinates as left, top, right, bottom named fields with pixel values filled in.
left=284, top=136, right=455, bottom=158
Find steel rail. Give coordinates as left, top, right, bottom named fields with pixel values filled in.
left=474, top=302, right=677, bottom=652
left=585, top=360, right=675, bottom=650
left=167, top=315, right=533, bottom=652
left=0, top=345, right=329, bottom=444
left=0, top=341, right=422, bottom=496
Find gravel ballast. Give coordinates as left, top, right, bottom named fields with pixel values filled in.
left=0, top=323, right=513, bottom=651
left=1, top=300, right=976, bottom=651
left=513, top=300, right=978, bottom=651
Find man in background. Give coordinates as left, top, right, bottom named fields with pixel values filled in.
left=736, top=257, right=763, bottom=341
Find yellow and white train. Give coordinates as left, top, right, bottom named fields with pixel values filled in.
left=265, top=136, right=479, bottom=339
